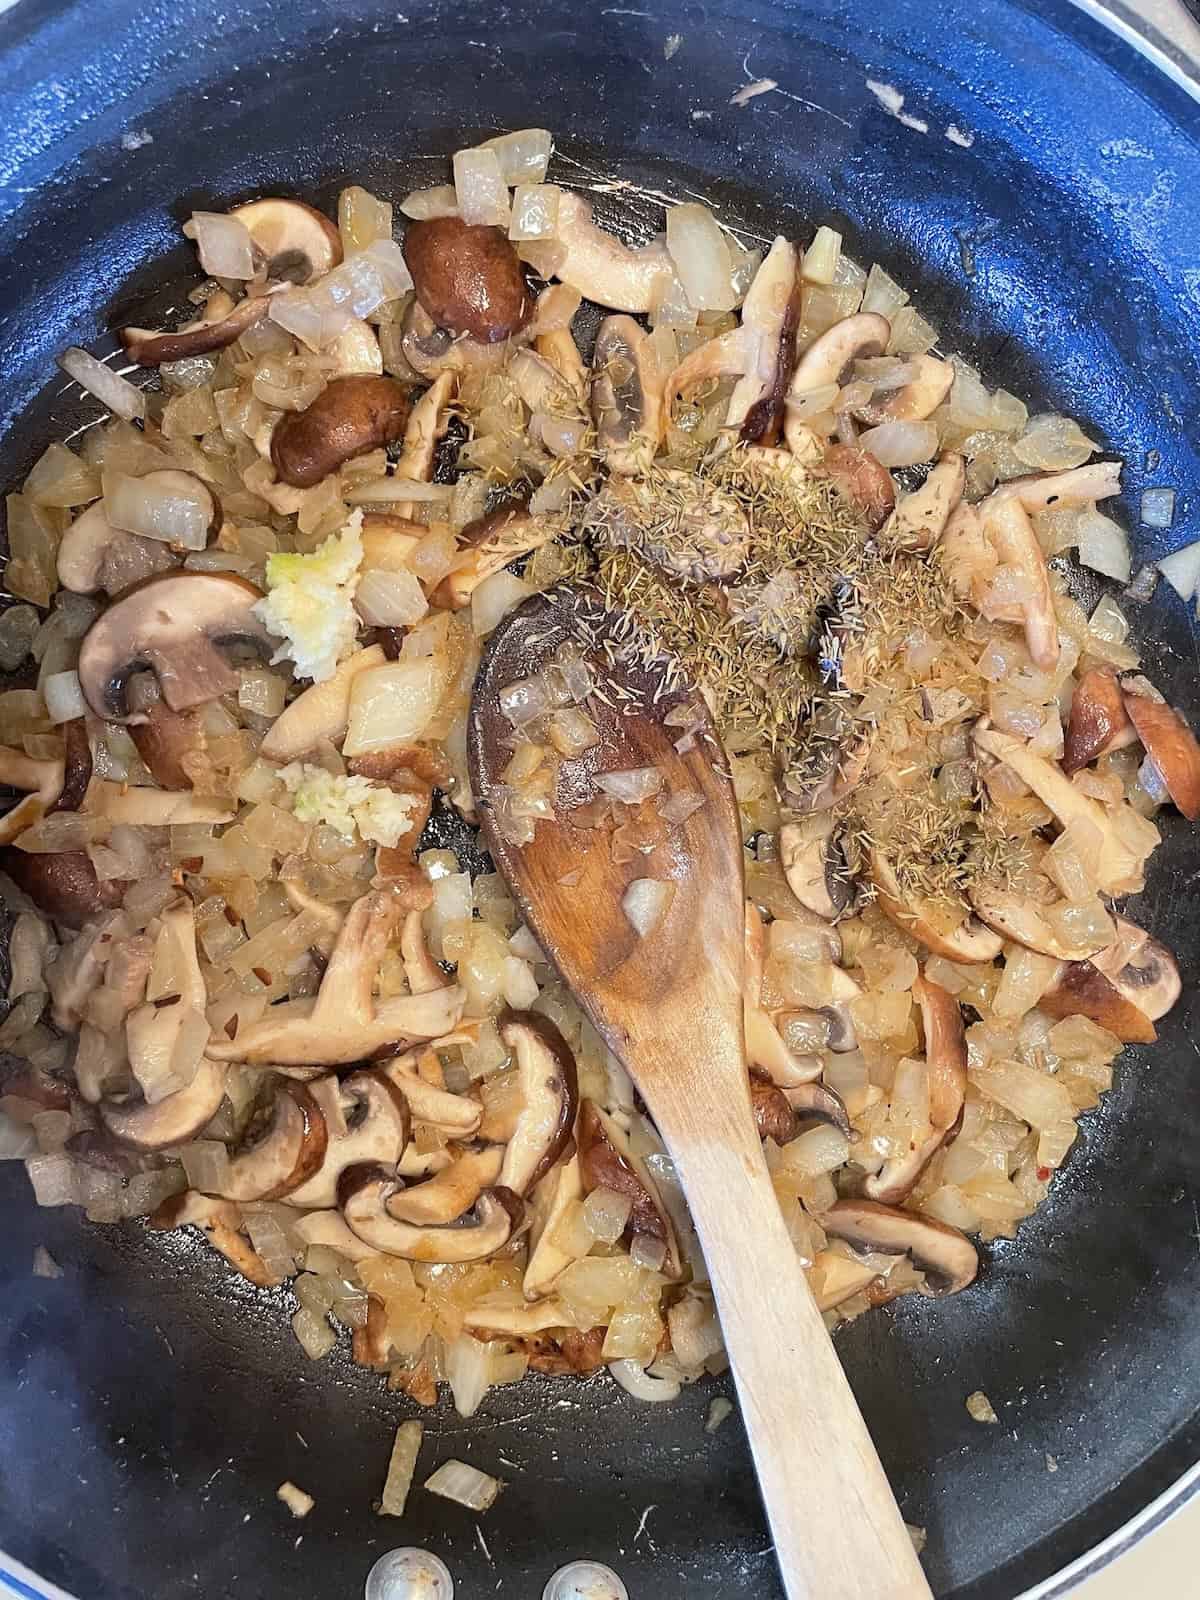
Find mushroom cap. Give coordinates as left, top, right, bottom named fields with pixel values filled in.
left=496, top=1010, right=580, bottom=1196
left=735, top=236, right=802, bottom=447
left=128, top=700, right=206, bottom=791
left=783, top=1080, right=853, bottom=1140
left=0, top=846, right=127, bottom=930
left=77, top=571, right=272, bottom=724
left=121, top=295, right=270, bottom=367
left=403, top=216, right=531, bottom=344
left=230, top=198, right=343, bottom=283
left=381, top=1051, right=483, bottom=1136
left=214, top=1080, right=329, bottom=1202
left=1039, top=960, right=1157, bottom=1044
left=980, top=492, right=1059, bottom=672
left=864, top=974, right=966, bottom=1203
left=100, top=1056, right=228, bottom=1150
left=585, top=470, right=750, bottom=587
left=822, top=1198, right=978, bottom=1295
left=779, top=816, right=852, bottom=920
left=339, top=1168, right=522, bottom=1262
left=821, top=444, right=896, bottom=531
left=0, top=746, right=65, bottom=845
left=749, top=1070, right=800, bottom=1144
left=1120, top=675, right=1200, bottom=821
left=270, top=376, right=413, bottom=489
left=789, top=311, right=891, bottom=395
left=1063, top=668, right=1135, bottom=775
left=284, top=1070, right=410, bottom=1210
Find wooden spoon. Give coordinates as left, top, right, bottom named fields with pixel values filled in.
left=469, top=585, right=932, bottom=1600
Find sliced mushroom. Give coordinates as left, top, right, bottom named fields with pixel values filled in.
left=207, top=890, right=464, bottom=1066
left=271, top=376, right=413, bottom=489
left=852, top=354, right=953, bottom=425
left=1089, top=920, right=1180, bottom=1021
left=403, top=216, right=531, bottom=343
left=749, top=1070, right=800, bottom=1144
left=148, top=1191, right=276, bottom=1287
left=1004, top=461, right=1122, bottom=514
left=463, top=1298, right=576, bottom=1338
left=1039, top=961, right=1157, bottom=1044
left=46, top=908, right=127, bottom=1030
left=522, top=1153, right=584, bottom=1300
left=0, top=746, right=64, bottom=844
left=979, top=491, right=1059, bottom=671
left=585, top=469, right=750, bottom=585
left=781, top=717, right=874, bottom=813
left=128, top=700, right=206, bottom=790
left=1063, top=668, right=1136, bottom=775
left=821, top=444, right=896, bottom=532
left=230, top=197, right=343, bottom=283
left=496, top=1012, right=580, bottom=1196
left=967, top=884, right=1110, bottom=961
left=779, top=814, right=852, bottom=920
left=821, top=1198, right=978, bottom=1296
left=399, top=298, right=524, bottom=383
left=784, top=1081, right=854, bottom=1140
left=284, top=1070, right=410, bottom=1209
left=938, top=500, right=996, bottom=606
left=340, top=1168, right=521, bottom=1262
left=77, top=571, right=272, bottom=724
left=786, top=313, right=891, bottom=434
left=52, top=719, right=91, bottom=817
left=399, top=909, right=448, bottom=995
left=57, top=501, right=174, bottom=595
left=880, top=453, right=965, bottom=553
left=100, top=1055, right=228, bottom=1149
left=289, top=1208, right=382, bottom=1264
left=258, top=644, right=387, bottom=761
left=1120, top=675, right=1200, bottom=820
left=865, top=975, right=966, bottom=1203
left=869, top=849, right=1003, bottom=964
left=0, top=847, right=127, bottom=930
left=381, top=1050, right=482, bottom=1137
left=549, top=191, right=672, bottom=312
left=385, top=1145, right=505, bottom=1225
left=86, top=781, right=234, bottom=827
left=212, top=1081, right=328, bottom=1202
left=121, top=295, right=271, bottom=367
left=432, top=504, right=557, bottom=608
left=577, top=1100, right=685, bottom=1280
left=390, top=372, right=456, bottom=515
left=591, top=315, right=666, bottom=475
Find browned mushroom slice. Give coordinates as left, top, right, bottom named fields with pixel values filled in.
left=385, top=1146, right=505, bottom=1226
left=211, top=1081, right=328, bottom=1202
left=496, top=1012, right=580, bottom=1196
left=432, top=503, right=557, bottom=609
left=979, top=491, right=1059, bottom=671
left=284, top=1071, right=410, bottom=1209
left=290, top=1208, right=382, bottom=1264
left=880, top=452, right=965, bottom=553
left=57, top=500, right=177, bottom=594
left=522, top=1152, right=584, bottom=1300
left=149, top=1191, right=276, bottom=1287
left=1120, top=675, right=1200, bottom=820
left=52, top=719, right=92, bottom=815
left=821, top=443, right=896, bottom=532
left=852, top=354, right=954, bottom=425
left=403, top=216, right=531, bottom=343
left=100, top=1056, right=228, bottom=1150
left=591, top=314, right=666, bottom=475
left=781, top=718, right=874, bottom=813
left=865, top=975, right=966, bottom=1204
left=388, top=373, right=456, bottom=513
left=0, top=746, right=64, bottom=844
left=340, top=1168, right=521, bottom=1262
left=77, top=571, right=272, bottom=724
left=577, top=1100, right=685, bottom=1280
left=230, top=197, right=343, bottom=283
left=786, top=312, right=892, bottom=439
left=749, top=1070, right=800, bottom=1145
left=1090, top=920, right=1181, bottom=1022
left=0, top=848, right=127, bottom=930
left=967, top=884, right=1110, bottom=961
left=869, top=849, right=1002, bottom=964
left=121, top=294, right=270, bottom=366
left=127, top=700, right=206, bottom=791
left=399, top=909, right=448, bottom=995
left=1004, top=460, right=1122, bottom=514
left=821, top=1198, right=978, bottom=1296
left=271, top=376, right=414, bottom=489
left=1063, top=668, right=1136, bottom=775
left=1039, top=961, right=1157, bottom=1043
left=779, top=814, right=853, bottom=920
left=733, top=237, right=802, bottom=446
left=784, top=1081, right=854, bottom=1140
left=381, top=1050, right=482, bottom=1137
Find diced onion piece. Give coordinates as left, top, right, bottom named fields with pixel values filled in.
left=546, top=706, right=599, bottom=757
left=531, top=284, right=581, bottom=334
left=277, top=1481, right=315, bottom=1518
left=42, top=669, right=85, bottom=724
left=665, top=203, right=736, bottom=313
left=25, top=1153, right=79, bottom=1207
left=1140, top=487, right=1176, bottom=530
left=858, top=420, right=937, bottom=467
left=291, top=1304, right=336, bottom=1358
left=621, top=877, right=675, bottom=939
left=1077, top=509, right=1131, bottom=582
left=705, top=1396, right=734, bottom=1434
left=343, top=660, right=445, bottom=755
left=355, top=568, right=428, bottom=628
left=180, top=1139, right=233, bottom=1195
left=399, top=185, right=459, bottom=220
left=185, top=211, right=256, bottom=279
left=345, top=477, right=453, bottom=505
left=657, top=788, right=706, bottom=825
left=861, top=263, right=910, bottom=318
left=453, top=148, right=510, bottom=227
left=58, top=347, right=146, bottom=423
left=787, top=381, right=839, bottom=416
left=608, top=1358, right=681, bottom=1403
left=104, top=471, right=211, bottom=549
left=1013, top=413, right=1096, bottom=471
left=509, top=184, right=560, bottom=241
left=444, top=1332, right=496, bottom=1418
left=380, top=1421, right=425, bottom=1517
left=783, top=1124, right=850, bottom=1179
left=629, top=1232, right=667, bottom=1271
left=583, top=1185, right=634, bottom=1243
left=596, top=767, right=663, bottom=804
left=270, top=240, right=413, bottom=350
left=1157, top=539, right=1200, bottom=601
left=480, top=127, right=554, bottom=184
left=803, top=226, right=842, bottom=285
left=471, top=570, right=534, bottom=638
left=648, top=267, right=697, bottom=330
left=32, top=1244, right=63, bottom=1278
left=0, top=1111, right=38, bottom=1161
left=966, top=1391, right=999, bottom=1424
left=424, top=1458, right=502, bottom=1511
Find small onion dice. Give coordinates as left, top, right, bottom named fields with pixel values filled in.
left=452, top=148, right=510, bottom=228
left=621, top=877, right=675, bottom=938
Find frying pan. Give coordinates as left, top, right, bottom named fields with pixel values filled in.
left=2, top=0, right=1200, bottom=1595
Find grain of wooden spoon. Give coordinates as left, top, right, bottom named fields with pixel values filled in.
left=469, top=584, right=932, bottom=1600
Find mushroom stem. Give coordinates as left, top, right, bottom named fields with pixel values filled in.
left=979, top=492, right=1059, bottom=671
left=390, top=372, right=456, bottom=517
left=880, top=452, right=965, bottom=552
left=0, top=746, right=65, bottom=844
left=549, top=192, right=672, bottom=312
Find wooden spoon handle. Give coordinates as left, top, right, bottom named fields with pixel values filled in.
left=672, top=1136, right=932, bottom=1600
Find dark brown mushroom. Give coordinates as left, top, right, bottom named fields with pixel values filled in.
left=53, top=720, right=93, bottom=814
left=77, top=571, right=272, bottom=724
left=148, top=1191, right=276, bottom=1287
left=0, top=848, right=127, bottom=930
left=1039, top=960, right=1157, bottom=1044
left=577, top=1099, right=685, bottom=1279
left=737, top=238, right=803, bottom=447
left=783, top=1081, right=854, bottom=1140
left=495, top=1011, right=580, bottom=1196
left=128, top=700, right=206, bottom=791
left=403, top=216, right=531, bottom=344
left=1120, top=674, right=1200, bottom=820
left=821, top=444, right=896, bottom=531
left=230, top=197, right=343, bottom=283
left=121, top=295, right=270, bottom=367
left=212, top=1080, right=328, bottom=1202
left=270, top=376, right=414, bottom=489
left=749, top=1070, right=800, bottom=1145
left=1063, top=668, right=1136, bottom=775
left=821, top=1198, right=978, bottom=1296
left=340, top=1166, right=522, bottom=1262
left=284, top=1071, right=411, bottom=1210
